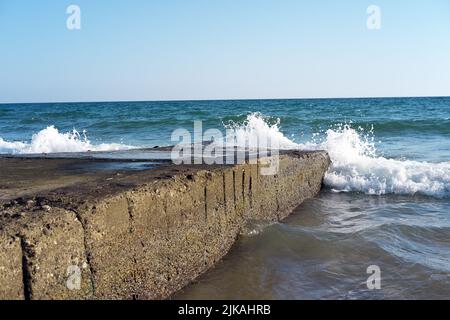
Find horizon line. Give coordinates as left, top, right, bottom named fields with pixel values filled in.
left=1, top=94, right=449, bottom=105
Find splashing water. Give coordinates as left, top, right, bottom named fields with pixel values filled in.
left=226, top=113, right=450, bottom=198
left=0, top=113, right=449, bottom=198
left=317, top=125, right=450, bottom=198
left=222, top=112, right=299, bottom=149
left=0, top=125, right=132, bottom=154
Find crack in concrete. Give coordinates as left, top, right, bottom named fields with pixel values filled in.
left=249, top=176, right=253, bottom=209
left=232, top=170, right=237, bottom=210
left=242, top=170, right=245, bottom=206
left=222, top=172, right=227, bottom=214
left=126, top=195, right=140, bottom=299
left=19, top=236, right=32, bottom=300
left=204, top=185, right=208, bottom=221
left=68, top=208, right=96, bottom=297
left=126, top=197, right=135, bottom=234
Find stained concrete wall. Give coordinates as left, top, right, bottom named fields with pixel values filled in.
left=0, top=151, right=330, bottom=300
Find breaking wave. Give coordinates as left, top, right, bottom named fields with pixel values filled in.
left=226, top=113, right=450, bottom=198
left=0, top=125, right=133, bottom=154
left=1, top=114, right=449, bottom=198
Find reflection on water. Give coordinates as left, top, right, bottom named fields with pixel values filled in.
left=175, top=191, right=450, bottom=300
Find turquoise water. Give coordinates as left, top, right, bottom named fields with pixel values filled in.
left=1, top=97, right=450, bottom=162
left=1, top=97, right=449, bottom=299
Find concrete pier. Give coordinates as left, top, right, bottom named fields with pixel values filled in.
left=0, top=150, right=330, bottom=299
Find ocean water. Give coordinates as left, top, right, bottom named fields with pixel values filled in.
left=1, top=97, right=449, bottom=299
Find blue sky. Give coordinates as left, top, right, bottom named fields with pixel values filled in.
left=1, top=0, right=449, bottom=103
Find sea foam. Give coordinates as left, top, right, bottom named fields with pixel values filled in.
left=0, top=125, right=132, bottom=154
left=1, top=115, right=449, bottom=198
left=223, top=113, right=299, bottom=149
left=226, top=113, right=450, bottom=198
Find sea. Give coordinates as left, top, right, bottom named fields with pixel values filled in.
left=1, top=97, right=449, bottom=299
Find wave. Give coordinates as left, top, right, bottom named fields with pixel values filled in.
left=223, top=113, right=299, bottom=149
left=226, top=113, right=450, bottom=198
left=318, top=125, right=450, bottom=198
left=1, top=115, right=449, bottom=198
left=0, top=126, right=133, bottom=154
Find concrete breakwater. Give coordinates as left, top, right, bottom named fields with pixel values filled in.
left=0, top=150, right=330, bottom=300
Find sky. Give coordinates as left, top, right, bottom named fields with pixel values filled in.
left=0, top=0, right=450, bottom=103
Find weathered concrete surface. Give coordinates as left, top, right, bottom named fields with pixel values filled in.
left=0, top=151, right=330, bottom=300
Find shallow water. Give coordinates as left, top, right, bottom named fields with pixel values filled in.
left=175, top=191, right=450, bottom=300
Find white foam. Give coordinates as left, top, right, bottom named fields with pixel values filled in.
left=2, top=115, right=449, bottom=198
left=223, top=112, right=298, bottom=149
left=226, top=113, right=450, bottom=198
left=0, top=126, right=133, bottom=154
left=317, top=125, right=450, bottom=198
